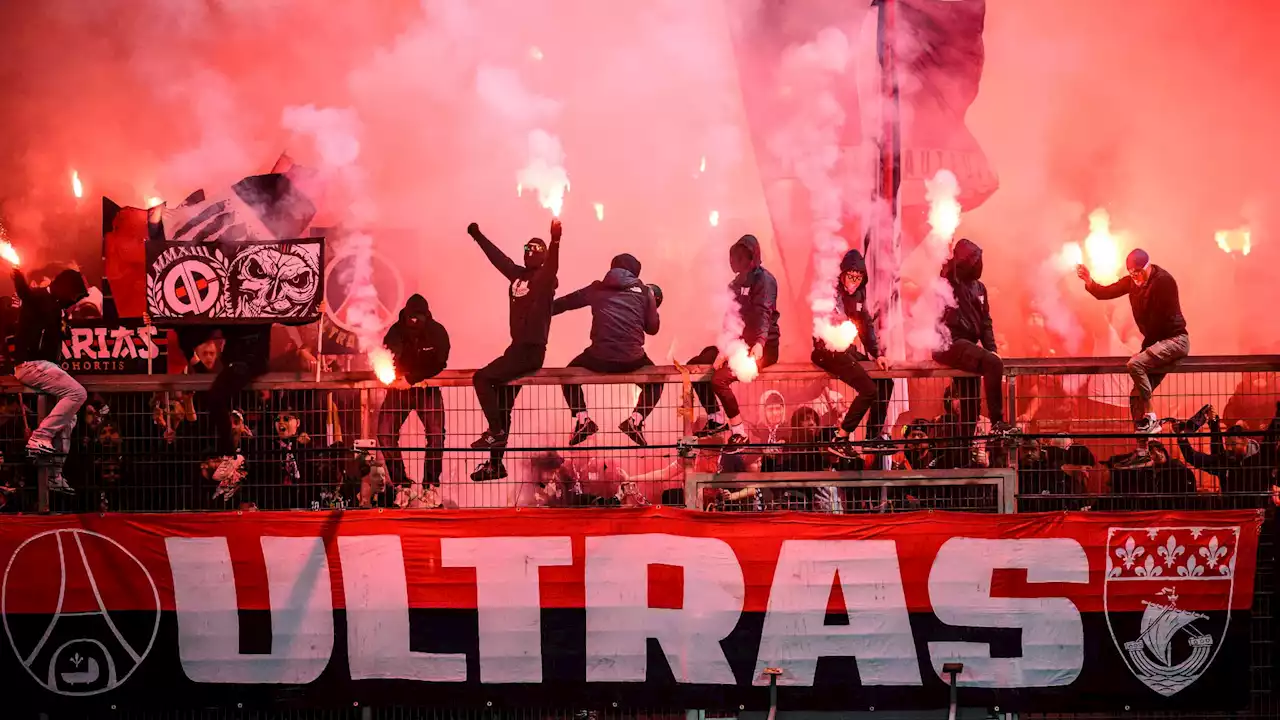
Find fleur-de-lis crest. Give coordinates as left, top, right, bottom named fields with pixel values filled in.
left=1116, top=536, right=1145, bottom=568
left=1158, top=535, right=1185, bottom=567
left=1178, top=554, right=1205, bottom=577
left=1135, top=554, right=1163, bottom=577
left=1199, top=536, right=1228, bottom=569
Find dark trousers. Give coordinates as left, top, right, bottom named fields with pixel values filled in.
left=378, top=386, right=445, bottom=486
left=562, top=352, right=664, bottom=420
left=210, top=360, right=261, bottom=456
left=474, top=343, right=546, bottom=459
left=812, top=348, right=893, bottom=436
left=689, top=342, right=779, bottom=420
left=933, top=339, right=1005, bottom=439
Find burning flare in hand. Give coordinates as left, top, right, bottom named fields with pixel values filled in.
left=1081, top=209, right=1123, bottom=283
left=0, top=240, right=20, bottom=266
left=369, top=348, right=397, bottom=385
left=815, top=318, right=857, bottom=352
left=71, top=170, right=83, bottom=199
left=724, top=341, right=759, bottom=383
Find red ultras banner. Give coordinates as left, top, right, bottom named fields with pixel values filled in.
left=0, top=508, right=1264, bottom=713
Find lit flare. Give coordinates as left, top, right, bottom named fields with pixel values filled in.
left=145, top=196, right=163, bottom=209
left=1214, top=227, right=1251, bottom=256
left=815, top=318, right=857, bottom=352
left=71, top=170, right=83, bottom=199
left=369, top=348, right=397, bottom=385
left=725, top=341, right=758, bottom=383
left=1082, top=209, right=1123, bottom=284
left=0, top=241, right=20, bottom=266
left=593, top=203, right=604, bottom=221
left=709, top=210, right=720, bottom=227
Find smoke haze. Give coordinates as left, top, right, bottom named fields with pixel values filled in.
left=0, top=0, right=1277, bottom=365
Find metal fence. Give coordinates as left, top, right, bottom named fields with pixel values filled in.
left=3, top=355, right=1278, bottom=719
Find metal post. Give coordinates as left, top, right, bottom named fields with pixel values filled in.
left=763, top=667, right=782, bottom=720
left=943, top=661, right=963, bottom=720
left=36, top=394, right=49, bottom=513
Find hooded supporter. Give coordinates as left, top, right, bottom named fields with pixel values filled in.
left=377, top=293, right=451, bottom=488
left=9, top=267, right=89, bottom=495
left=1177, top=404, right=1278, bottom=505
left=933, top=238, right=1016, bottom=442
left=813, top=248, right=895, bottom=458
left=554, top=252, right=662, bottom=446
left=1079, top=248, right=1190, bottom=467
left=689, top=234, right=781, bottom=451
left=467, top=218, right=562, bottom=481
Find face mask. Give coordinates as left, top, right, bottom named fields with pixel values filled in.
left=729, top=248, right=752, bottom=274
left=525, top=241, right=546, bottom=269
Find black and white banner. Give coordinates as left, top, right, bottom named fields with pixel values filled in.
left=145, top=239, right=324, bottom=325
left=61, top=320, right=166, bottom=374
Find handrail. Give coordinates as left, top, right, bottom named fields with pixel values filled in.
left=3, top=354, right=1277, bottom=392
left=2, top=351, right=1269, bottom=389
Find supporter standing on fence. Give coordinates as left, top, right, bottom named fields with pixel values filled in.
left=9, top=267, right=89, bottom=495
left=814, top=249, right=894, bottom=459
left=377, top=294, right=450, bottom=489
left=553, top=253, right=662, bottom=447
left=467, top=218, right=561, bottom=481
left=1078, top=248, right=1189, bottom=467
left=932, top=238, right=1017, bottom=441
left=691, top=234, right=781, bottom=452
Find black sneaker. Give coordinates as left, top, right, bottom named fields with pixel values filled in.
left=827, top=436, right=860, bottom=459
left=864, top=434, right=897, bottom=455
left=991, top=421, right=1021, bottom=437
left=569, top=418, right=598, bottom=446
left=470, top=429, right=508, bottom=450
left=1111, top=450, right=1153, bottom=469
left=470, top=460, right=508, bottom=482
left=618, top=417, right=648, bottom=447
left=1183, top=405, right=1212, bottom=433
left=695, top=419, right=729, bottom=438
left=723, top=434, right=749, bottom=454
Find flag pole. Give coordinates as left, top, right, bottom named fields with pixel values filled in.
left=873, top=0, right=904, bottom=363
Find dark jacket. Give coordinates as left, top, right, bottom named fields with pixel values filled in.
left=816, top=249, right=880, bottom=358
left=729, top=235, right=780, bottom=348
left=10, top=269, right=86, bottom=364
left=471, top=228, right=560, bottom=347
left=1086, top=264, right=1186, bottom=349
left=940, top=238, right=995, bottom=351
left=553, top=254, right=658, bottom=363
left=1178, top=415, right=1279, bottom=496
left=383, top=294, right=450, bottom=384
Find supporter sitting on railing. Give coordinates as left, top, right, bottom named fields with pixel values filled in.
left=1175, top=403, right=1279, bottom=507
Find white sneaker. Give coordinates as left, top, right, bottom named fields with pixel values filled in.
left=1136, top=414, right=1161, bottom=435
left=47, top=475, right=75, bottom=495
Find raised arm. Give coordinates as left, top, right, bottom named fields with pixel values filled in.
left=543, top=218, right=562, bottom=278
left=467, top=223, right=522, bottom=282
left=1082, top=270, right=1133, bottom=300
left=11, top=269, right=31, bottom=301
left=552, top=285, right=592, bottom=316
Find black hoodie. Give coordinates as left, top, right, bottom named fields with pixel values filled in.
left=817, top=249, right=881, bottom=358
left=729, top=235, right=781, bottom=348
left=470, top=227, right=560, bottom=347
left=1086, top=264, right=1186, bottom=349
left=10, top=268, right=88, bottom=364
left=553, top=253, right=658, bottom=363
left=383, top=294, right=450, bottom=384
left=940, top=238, right=995, bottom=351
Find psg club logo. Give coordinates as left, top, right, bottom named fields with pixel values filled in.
left=1103, top=526, right=1237, bottom=697
left=2, top=530, right=160, bottom=696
